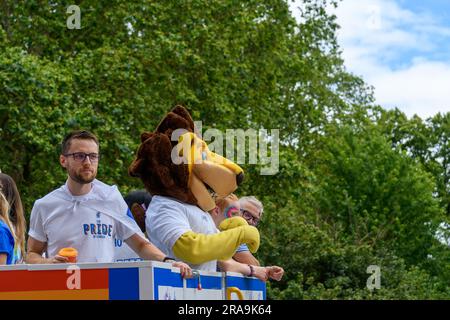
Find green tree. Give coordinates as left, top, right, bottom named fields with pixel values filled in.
left=1, top=0, right=449, bottom=299
left=312, top=124, right=444, bottom=265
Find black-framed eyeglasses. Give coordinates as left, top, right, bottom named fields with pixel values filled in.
left=64, top=152, right=100, bottom=163
left=240, top=208, right=260, bottom=226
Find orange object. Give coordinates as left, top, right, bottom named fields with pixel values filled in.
left=58, top=248, right=78, bottom=263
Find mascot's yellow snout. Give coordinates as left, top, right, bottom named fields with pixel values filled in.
left=176, top=132, right=244, bottom=211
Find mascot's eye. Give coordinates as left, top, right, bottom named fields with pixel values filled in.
left=202, top=151, right=207, bottom=161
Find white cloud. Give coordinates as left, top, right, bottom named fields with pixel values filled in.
left=290, top=0, right=450, bottom=119
left=372, top=60, right=450, bottom=118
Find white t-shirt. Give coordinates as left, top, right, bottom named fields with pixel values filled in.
left=113, top=207, right=144, bottom=263
left=146, top=195, right=218, bottom=271
left=29, top=179, right=144, bottom=263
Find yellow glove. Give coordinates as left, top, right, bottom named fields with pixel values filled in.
left=218, top=216, right=248, bottom=231
left=173, top=226, right=260, bottom=265
left=218, top=217, right=260, bottom=253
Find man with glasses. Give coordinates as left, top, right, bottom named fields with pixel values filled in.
left=233, top=196, right=263, bottom=265
left=209, top=194, right=284, bottom=281
left=26, top=130, right=192, bottom=277
left=240, top=206, right=261, bottom=227
left=236, top=196, right=283, bottom=280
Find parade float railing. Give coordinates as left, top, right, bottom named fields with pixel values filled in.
left=0, top=261, right=266, bottom=300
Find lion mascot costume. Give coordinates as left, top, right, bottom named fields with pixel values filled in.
left=128, top=106, right=260, bottom=271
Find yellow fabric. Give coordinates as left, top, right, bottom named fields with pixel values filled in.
left=173, top=227, right=260, bottom=265
left=207, top=151, right=243, bottom=175
left=177, top=132, right=197, bottom=174
left=192, top=160, right=237, bottom=197
left=177, top=131, right=244, bottom=176
left=218, top=216, right=249, bottom=231
left=189, top=173, right=216, bottom=211
left=176, top=131, right=245, bottom=212
left=174, top=131, right=252, bottom=263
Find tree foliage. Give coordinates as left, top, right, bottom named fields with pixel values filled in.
left=0, top=0, right=448, bottom=299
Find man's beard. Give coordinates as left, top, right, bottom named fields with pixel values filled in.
left=69, top=169, right=96, bottom=184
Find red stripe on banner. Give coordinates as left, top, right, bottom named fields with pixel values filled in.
left=0, top=269, right=108, bottom=292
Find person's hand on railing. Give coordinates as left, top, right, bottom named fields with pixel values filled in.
left=171, top=261, right=193, bottom=279
left=49, top=255, right=69, bottom=263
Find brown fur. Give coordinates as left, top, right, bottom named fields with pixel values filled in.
left=129, top=106, right=198, bottom=206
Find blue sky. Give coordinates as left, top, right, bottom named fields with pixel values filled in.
left=385, top=0, right=450, bottom=68
left=398, top=0, right=450, bottom=20
left=291, top=0, right=450, bottom=119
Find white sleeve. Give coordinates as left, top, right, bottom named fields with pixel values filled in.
left=28, top=201, right=47, bottom=242
left=148, top=203, right=191, bottom=251
left=111, top=203, right=142, bottom=241
left=114, top=218, right=138, bottom=242
left=115, top=194, right=147, bottom=239
left=94, top=186, right=147, bottom=241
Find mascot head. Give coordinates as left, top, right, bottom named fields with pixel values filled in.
left=129, top=106, right=244, bottom=213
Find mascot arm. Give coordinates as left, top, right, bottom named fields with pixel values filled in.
left=218, top=216, right=248, bottom=230
left=172, top=225, right=260, bottom=265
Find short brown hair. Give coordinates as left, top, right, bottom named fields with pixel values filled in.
left=61, top=130, right=99, bottom=155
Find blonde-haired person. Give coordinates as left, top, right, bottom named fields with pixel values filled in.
left=210, top=194, right=284, bottom=282
left=0, top=173, right=27, bottom=263
left=0, top=189, right=17, bottom=265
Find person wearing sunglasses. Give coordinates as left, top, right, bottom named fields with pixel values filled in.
left=26, top=130, right=192, bottom=278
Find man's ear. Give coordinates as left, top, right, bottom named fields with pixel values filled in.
left=60, top=154, right=67, bottom=168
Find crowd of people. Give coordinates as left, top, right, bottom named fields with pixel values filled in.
left=0, top=130, right=283, bottom=283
